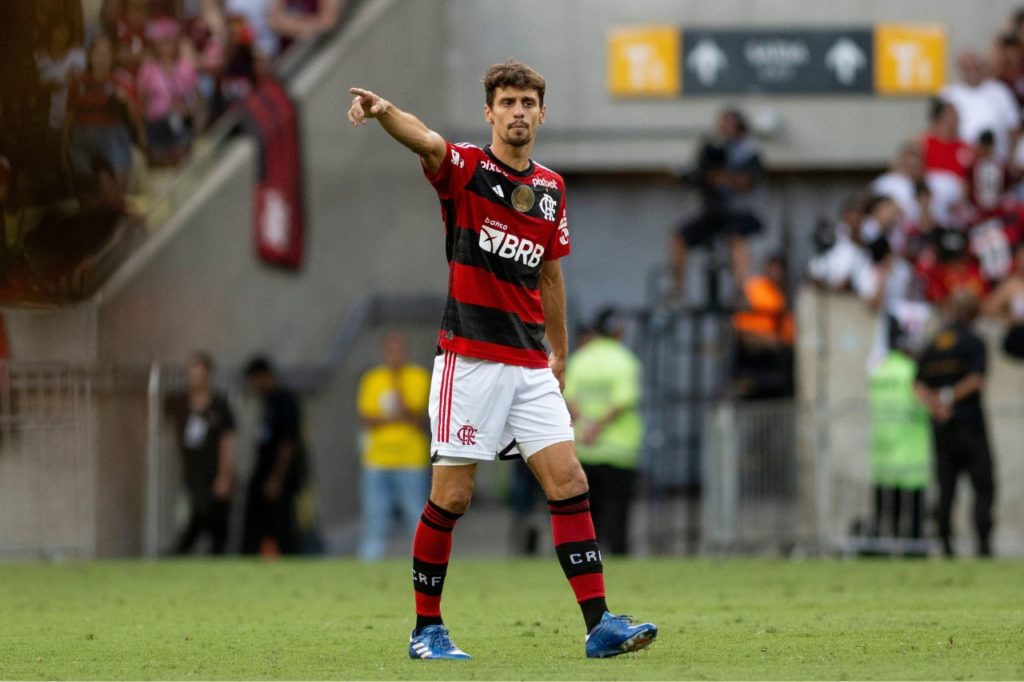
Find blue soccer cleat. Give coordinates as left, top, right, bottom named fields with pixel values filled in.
left=408, top=624, right=471, bottom=660
left=585, top=612, right=658, bottom=658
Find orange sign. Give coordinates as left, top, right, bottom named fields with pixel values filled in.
left=874, top=24, right=946, bottom=95
left=607, top=26, right=680, bottom=97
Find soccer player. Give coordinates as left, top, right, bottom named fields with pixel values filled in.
left=347, top=61, right=657, bottom=660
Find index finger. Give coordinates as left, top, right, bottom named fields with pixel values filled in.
left=349, top=87, right=373, bottom=98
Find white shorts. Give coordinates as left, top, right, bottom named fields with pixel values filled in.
left=429, top=350, right=574, bottom=463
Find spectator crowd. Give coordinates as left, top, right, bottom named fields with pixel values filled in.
left=809, top=8, right=1024, bottom=360
left=0, top=0, right=343, bottom=302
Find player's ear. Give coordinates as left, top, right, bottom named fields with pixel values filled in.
left=484, top=104, right=493, bottom=125
left=539, top=104, right=547, bottom=125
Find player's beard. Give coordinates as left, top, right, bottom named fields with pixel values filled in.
left=504, top=124, right=532, bottom=147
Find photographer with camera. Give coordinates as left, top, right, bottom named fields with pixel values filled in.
left=668, top=108, right=764, bottom=300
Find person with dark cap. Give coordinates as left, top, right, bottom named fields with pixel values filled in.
left=913, top=289, right=996, bottom=557
left=563, top=308, right=643, bottom=555
left=242, top=356, right=306, bottom=556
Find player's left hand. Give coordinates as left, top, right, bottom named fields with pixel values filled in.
left=549, top=353, right=566, bottom=391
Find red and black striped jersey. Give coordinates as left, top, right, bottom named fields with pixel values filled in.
left=423, top=141, right=571, bottom=368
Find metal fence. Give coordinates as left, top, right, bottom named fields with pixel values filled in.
left=702, top=399, right=802, bottom=554
left=3, top=360, right=1022, bottom=558
left=0, top=363, right=95, bottom=558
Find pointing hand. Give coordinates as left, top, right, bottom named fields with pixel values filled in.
left=347, top=87, right=389, bottom=125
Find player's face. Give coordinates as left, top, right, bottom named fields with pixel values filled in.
left=485, top=86, right=545, bottom=148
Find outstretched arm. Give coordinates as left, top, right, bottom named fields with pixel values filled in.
left=347, top=87, right=446, bottom=173
left=541, top=259, right=569, bottom=390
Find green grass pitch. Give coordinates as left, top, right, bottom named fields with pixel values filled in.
left=1, top=557, right=1023, bottom=680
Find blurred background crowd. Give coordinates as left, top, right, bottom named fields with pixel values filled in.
left=0, top=0, right=342, bottom=302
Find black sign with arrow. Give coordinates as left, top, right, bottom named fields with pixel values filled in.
left=682, top=28, right=874, bottom=95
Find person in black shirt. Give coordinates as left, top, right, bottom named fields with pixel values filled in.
left=669, top=108, right=764, bottom=297
left=241, top=356, right=306, bottom=555
left=914, top=289, right=996, bottom=557
left=170, top=351, right=237, bottom=555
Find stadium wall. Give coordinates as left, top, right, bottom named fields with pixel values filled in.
left=443, top=0, right=1024, bottom=171
left=798, top=288, right=1024, bottom=555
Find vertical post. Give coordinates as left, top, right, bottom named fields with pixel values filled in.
left=718, top=403, right=738, bottom=549
left=82, top=366, right=97, bottom=558
left=144, top=361, right=162, bottom=558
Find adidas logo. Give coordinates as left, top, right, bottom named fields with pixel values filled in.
left=492, top=184, right=504, bottom=198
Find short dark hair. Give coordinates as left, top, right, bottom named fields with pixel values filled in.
left=863, top=194, right=894, bottom=216
left=766, top=252, right=788, bottom=271
left=978, top=129, right=996, bottom=146
left=244, top=356, right=274, bottom=378
left=592, top=306, right=622, bottom=337
left=721, top=108, right=749, bottom=135
left=929, top=96, right=952, bottom=123
left=483, top=60, right=546, bottom=106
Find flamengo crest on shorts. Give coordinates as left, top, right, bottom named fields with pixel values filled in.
left=423, top=142, right=571, bottom=369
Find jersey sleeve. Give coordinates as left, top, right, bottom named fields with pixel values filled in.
left=966, top=336, right=987, bottom=376
left=356, top=370, right=380, bottom=418
left=403, top=366, right=431, bottom=415
left=545, top=184, right=572, bottom=260
left=611, top=353, right=641, bottom=409
left=421, top=141, right=478, bottom=199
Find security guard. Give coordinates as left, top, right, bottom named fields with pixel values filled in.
left=868, top=322, right=930, bottom=552
left=914, top=290, right=995, bottom=557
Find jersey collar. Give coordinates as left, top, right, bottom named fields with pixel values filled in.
left=484, top=145, right=534, bottom=178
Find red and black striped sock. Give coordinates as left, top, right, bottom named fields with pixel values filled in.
left=412, top=499, right=462, bottom=633
left=548, top=492, right=608, bottom=632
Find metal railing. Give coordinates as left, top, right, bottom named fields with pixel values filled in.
left=0, top=363, right=95, bottom=558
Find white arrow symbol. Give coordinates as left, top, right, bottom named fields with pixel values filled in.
left=687, top=39, right=728, bottom=85
left=825, top=38, right=866, bottom=85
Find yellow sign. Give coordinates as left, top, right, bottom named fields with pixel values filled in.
left=875, top=24, right=946, bottom=95
left=607, top=26, right=680, bottom=97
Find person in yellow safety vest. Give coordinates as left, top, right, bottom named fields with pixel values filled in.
left=564, top=308, right=643, bottom=556
left=867, top=319, right=931, bottom=555
left=732, top=254, right=795, bottom=400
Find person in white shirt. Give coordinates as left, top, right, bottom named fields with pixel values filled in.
left=35, top=19, right=86, bottom=133
left=941, top=51, right=1021, bottom=162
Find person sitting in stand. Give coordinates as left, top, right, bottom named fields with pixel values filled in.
left=668, top=108, right=765, bottom=299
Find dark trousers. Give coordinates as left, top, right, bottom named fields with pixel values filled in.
left=241, top=479, right=300, bottom=555
left=872, top=486, right=924, bottom=539
left=582, top=463, right=637, bottom=556
left=174, top=496, right=231, bottom=555
left=933, top=420, right=995, bottom=556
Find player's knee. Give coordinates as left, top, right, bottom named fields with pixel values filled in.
left=548, top=463, right=588, bottom=500
left=432, top=484, right=474, bottom=515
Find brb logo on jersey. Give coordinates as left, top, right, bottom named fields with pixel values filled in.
left=479, top=217, right=545, bottom=267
